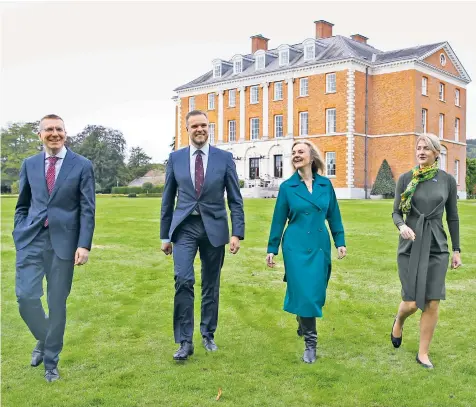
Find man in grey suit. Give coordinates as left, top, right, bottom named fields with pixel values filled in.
left=13, top=114, right=95, bottom=382
left=161, top=109, right=245, bottom=361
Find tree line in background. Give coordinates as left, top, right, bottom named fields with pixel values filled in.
left=1, top=121, right=164, bottom=193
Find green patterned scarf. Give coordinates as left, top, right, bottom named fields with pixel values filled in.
left=399, top=161, right=439, bottom=214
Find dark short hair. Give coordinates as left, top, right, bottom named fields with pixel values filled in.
left=185, top=110, right=208, bottom=127
left=39, top=114, right=65, bottom=131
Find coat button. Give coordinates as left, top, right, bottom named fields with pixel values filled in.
left=307, top=248, right=311, bottom=253
left=307, top=231, right=311, bottom=234
left=319, top=228, right=323, bottom=232
left=305, top=212, right=309, bottom=215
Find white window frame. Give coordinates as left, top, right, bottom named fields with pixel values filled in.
left=228, top=120, right=236, bottom=142
left=188, top=96, right=195, bottom=112
left=439, top=114, right=444, bottom=139
left=255, top=54, right=265, bottom=71
left=279, top=49, right=289, bottom=66
left=233, top=59, right=242, bottom=75
left=325, top=152, right=336, bottom=177
left=439, top=83, right=445, bottom=101
left=250, top=118, right=260, bottom=140
left=299, top=112, right=308, bottom=136
left=304, top=43, right=315, bottom=61
left=455, top=89, right=460, bottom=106
left=213, top=62, right=221, bottom=78
left=228, top=89, right=236, bottom=107
left=455, top=118, right=460, bottom=142
left=208, top=93, right=215, bottom=110
left=454, top=160, right=460, bottom=184
left=326, top=108, right=337, bottom=134
left=274, top=115, right=283, bottom=138
left=299, top=78, right=308, bottom=97
left=209, top=123, right=216, bottom=144
left=440, top=146, right=447, bottom=171
left=326, top=73, right=336, bottom=93
left=422, top=77, right=428, bottom=96
left=274, top=82, right=283, bottom=100
left=250, top=86, right=259, bottom=104
left=422, top=108, right=427, bottom=133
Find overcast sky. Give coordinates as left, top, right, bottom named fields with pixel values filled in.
left=1, top=1, right=475, bottom=163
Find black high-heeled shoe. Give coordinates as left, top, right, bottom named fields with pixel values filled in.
left=416, top=353, right=434, bottom=369
left=390, top=317, right=403, bottom=348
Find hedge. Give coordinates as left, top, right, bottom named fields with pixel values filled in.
left=111, top=185, right=164, bottom=194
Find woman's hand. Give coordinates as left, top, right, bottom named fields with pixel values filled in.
left=337, top=246, right=347, bottom=259
left=266, top=253, right=276, bottom=268
left=399, top=224, right=416, bottom=240
left=451, top=251, right=462, bottom=269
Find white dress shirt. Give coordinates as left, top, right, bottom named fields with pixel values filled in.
left=44, top=146, right=67, bottom=180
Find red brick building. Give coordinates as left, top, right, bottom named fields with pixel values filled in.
left=173, top=20, right=470, bottom=198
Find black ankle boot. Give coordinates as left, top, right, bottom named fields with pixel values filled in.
left=299, top=316, right=317, bottom=363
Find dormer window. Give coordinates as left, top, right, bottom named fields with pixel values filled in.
left=279, top=49, right=289, bottom=66
left=233, top=59, right=242, bottom=75
left=213, top=61, right=221, bottom=78
left=255, top=53, right=265, bottom=71
left=303, top=39, right=315, bottom=61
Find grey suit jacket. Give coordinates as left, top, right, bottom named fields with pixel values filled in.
left=160, top=145, right=245, bottom=247
left=12, top=149, right=96, bottom=260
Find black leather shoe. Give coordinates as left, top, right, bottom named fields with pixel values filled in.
left=202, top=337, right=218, bottom=352
left=391, top=318, right=403, bottom=348
left=173, top=341, right=194, bottom=360
left=31, top=341, right=44, bottom=367
left=45, top=368, right=60, bottom=382
left=416, top=354, right=434, bottom=369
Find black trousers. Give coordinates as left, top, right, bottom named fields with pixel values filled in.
left=172, top=216, right=225, bottom=343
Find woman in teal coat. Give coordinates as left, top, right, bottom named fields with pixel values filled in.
left=266, top=140, right=347, bottom=363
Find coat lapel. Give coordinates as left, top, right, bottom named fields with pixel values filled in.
left=288, top=172, right=327, bottom=210
left=182, top=147, right=195, bottom=193
left=33, top=152, right=49, bottom=198
left=200, top=146, right=217, bottom=197
left=48, top=149, right=77, bottom=202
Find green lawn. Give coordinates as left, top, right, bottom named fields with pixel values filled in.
left=1, top=197, right=475, bottom=407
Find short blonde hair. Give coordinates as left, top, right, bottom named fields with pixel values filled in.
left=416, top=133, right=441, bottom=155
left=291, top=140, right=325, bottom=174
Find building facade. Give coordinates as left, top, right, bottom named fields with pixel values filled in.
left=172, top=20, right=470, bottom=198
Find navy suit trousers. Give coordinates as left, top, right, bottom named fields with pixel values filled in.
left=15, top=227, right=74, bottom=369
left=172, top=216, right=225, bottom=343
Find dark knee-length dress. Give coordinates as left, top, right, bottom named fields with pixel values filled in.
left=392, top=169, right=460, bottom=311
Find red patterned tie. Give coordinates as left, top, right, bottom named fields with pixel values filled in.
left=44, top=156, right=59, bottom=227
left=195, top=151, right=204, bottom=197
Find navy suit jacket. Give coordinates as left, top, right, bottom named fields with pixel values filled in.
left=12, top=149, right=96, bottom=260
left=160, top=145, right=245, bottom=247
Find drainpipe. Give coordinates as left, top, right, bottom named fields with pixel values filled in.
left=364, top=66, right=369, bottom=199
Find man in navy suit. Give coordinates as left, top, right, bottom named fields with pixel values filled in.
left=161, top=110, right=245, bottom=361
left=13, top=114, right=95, bottom=382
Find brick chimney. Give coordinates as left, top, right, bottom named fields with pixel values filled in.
left=250, top=34, right=269, bottom=53
left=351, top=34, right=368, bottom=44
left=314, top=20, right=334, bottom=39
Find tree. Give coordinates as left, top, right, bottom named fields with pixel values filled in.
left=69, top=125, right=128, bottom=192
left=466, top=158, right=476, bottom=198
left=128, top=146, right=152, bottom=181
left=371, top=159, right=396, bottom=198
left=142, top=182, right=153, bottom=194
left=1, top=121, right=42, bottom=190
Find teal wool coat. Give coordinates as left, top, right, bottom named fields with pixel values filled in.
left=267, top=172, right=345, bottom=317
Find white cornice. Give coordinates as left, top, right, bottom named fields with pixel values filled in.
left=354, top=132, right=467, bottom=146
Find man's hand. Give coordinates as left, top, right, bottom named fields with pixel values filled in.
left=161, top=242, right=173, bottom=255
left=75, top=248, right=90, bottom=266
left=451, top=251, right=462, bottom=269
left=229, top=236, right=240, bottom=254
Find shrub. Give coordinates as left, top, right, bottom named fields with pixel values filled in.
left=371, top=159, right=396, bottom=198
left=239, top=179, right=245, bottom=188
left=11, top=181, right=19, bottom=194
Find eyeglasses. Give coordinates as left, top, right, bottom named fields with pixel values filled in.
left=41, top=126, right=65, bottom=133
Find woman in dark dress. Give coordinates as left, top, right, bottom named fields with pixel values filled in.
left=390, top=133, right=462, bottom=368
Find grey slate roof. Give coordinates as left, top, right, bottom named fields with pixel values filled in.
left=174, top=36, right=456, bottom=91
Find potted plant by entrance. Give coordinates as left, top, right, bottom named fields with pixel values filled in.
left=370, top=159, right=396, bottom=199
